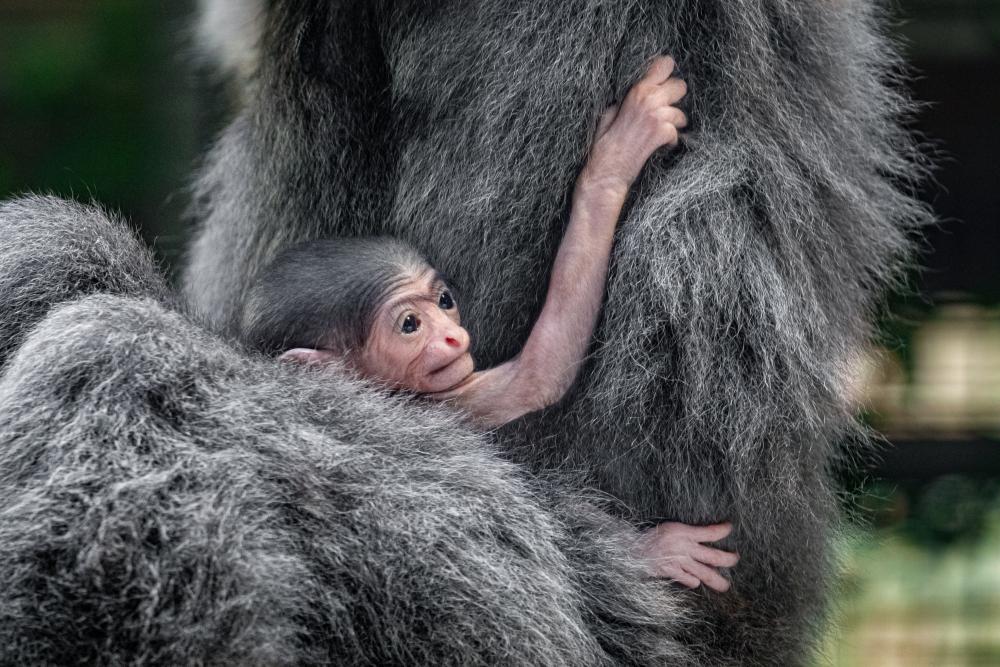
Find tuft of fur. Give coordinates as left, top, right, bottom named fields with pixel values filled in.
left=194, top=0, right=266, bottom=82
left=0, top=197, right=692, bottom=665
left=184, top=1, right=931, bottom=663
left=0, top=195, right=170, bottom=368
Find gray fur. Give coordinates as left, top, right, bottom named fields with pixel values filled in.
left=0, top=198, right=692, bottom=664
left=194, top=0, right=265, bottom=82
left=0, top=195, right=171, bottom=367
left=186, top=1, right=930, bottom=664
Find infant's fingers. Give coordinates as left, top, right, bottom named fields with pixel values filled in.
left=684, top=561, right=731, bottom=593
left=659, top=76, right=688, bottom=104
left=671, top=107, right=689, bottom=129
left=692, top=544, right=740, bottom=568
left=660, top=122, right=680, bottom=148
left=690, top=522, right=733, bottom=543
left=642, top=55, right=676, bottom=85
left=646, top=555, right=695, bottom=585
left=653, top=105, right=687, bottom=129
left=662, top=565, right=700, bottom=589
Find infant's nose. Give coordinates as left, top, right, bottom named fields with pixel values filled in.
left=443, top=326, right=470, bottom=353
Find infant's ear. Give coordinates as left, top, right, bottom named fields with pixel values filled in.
left=278, top=348, right=338, bottom=366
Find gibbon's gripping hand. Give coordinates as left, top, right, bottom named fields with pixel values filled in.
left=584, top=55, right=688, bottom=194
left=634, top=521, right=739, bottom=592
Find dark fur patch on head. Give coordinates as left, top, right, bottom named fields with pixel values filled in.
left=240, top=237, right=431, bottom=355
left=0, top=203, right=694, bottom=661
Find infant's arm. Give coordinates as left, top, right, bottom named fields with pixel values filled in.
left=432, top=55, right=688, bottom=427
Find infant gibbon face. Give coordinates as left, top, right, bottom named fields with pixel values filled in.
left=357, top=268, right=474, bottom=394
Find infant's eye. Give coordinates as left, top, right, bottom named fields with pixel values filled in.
left=439, top=290, right=455, bottom=310
left=400, top=314, right=421, bottom=334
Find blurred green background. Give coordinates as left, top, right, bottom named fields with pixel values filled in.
left=0, top=0, right=203, bottom=274
left=1, top=1, right=999, bottom=664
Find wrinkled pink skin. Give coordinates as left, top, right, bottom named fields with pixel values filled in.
left=357, top=270, right=474, bottom=395
left=281, top=56, right=738, bottom=589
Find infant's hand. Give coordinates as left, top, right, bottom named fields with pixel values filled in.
left=634, top=521, right=738, bottom=592
left=586, top=55, right=688, bottom=191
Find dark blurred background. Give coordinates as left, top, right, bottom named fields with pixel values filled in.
left=0, top=0, right=205, bottom=275
left=1, top=1, right=998, bottom=664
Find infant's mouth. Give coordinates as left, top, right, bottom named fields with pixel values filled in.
left=426, top=353, right=474, bottom=391
left=429, top=353, right=467, bottom=376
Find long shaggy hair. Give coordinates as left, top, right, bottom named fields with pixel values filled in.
left=185, top=1, right=929, bottom=663
left=0, top=197, right=693, bottom=664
